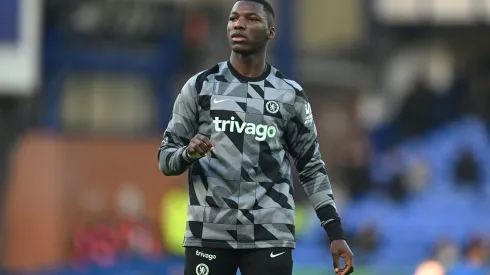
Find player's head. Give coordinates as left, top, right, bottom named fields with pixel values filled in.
left=227, top=0, right=275, bottom=55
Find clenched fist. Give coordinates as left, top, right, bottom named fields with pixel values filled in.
left=186, top=134, right=214, bottom=159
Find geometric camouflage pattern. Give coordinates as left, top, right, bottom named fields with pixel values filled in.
left=159, top=61, right=337, bottom=249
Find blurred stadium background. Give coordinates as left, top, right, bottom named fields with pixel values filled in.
left=1, top=0, right=490, bottom=274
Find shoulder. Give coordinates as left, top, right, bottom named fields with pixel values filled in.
left=186, top=63, right=224, bottom=94
left=268, top=66, right=308, bottom=104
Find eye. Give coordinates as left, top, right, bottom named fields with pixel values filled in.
left=248, top=17, right=259, bottom=22
left=229, top=16, right=237, bottom=21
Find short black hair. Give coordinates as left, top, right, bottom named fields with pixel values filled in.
left=237, top=0, right=275, bottom=26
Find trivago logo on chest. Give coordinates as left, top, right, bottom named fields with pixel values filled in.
left=213, top=116, right=277, bottom=141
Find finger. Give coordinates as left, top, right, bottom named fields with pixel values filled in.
left=187, top=144, right=197, bottom=155
left=189, top=143, right=206, bottom=155
left=344, top=253, right=354, bottom=270
left=194, top=134, right=213, bottom=146
left=194, top=134, right=208, bottom=143
left=197, top=142, right=211, bottom=154
left=340, top=265, right=353, bottom=275
left=341, top=255, right=354, bottom=275
left=199, top=136, right=214, bottom=149
left=332, top=254, right=340, bottom=273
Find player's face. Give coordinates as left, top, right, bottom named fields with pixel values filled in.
left=227, top=1, right=275, bottom=55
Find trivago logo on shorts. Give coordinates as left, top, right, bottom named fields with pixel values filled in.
left=213, top=116, right=277, bottom=141
left=196, top=250, right=217, bottom=261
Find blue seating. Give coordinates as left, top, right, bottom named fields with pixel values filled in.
left=296, top=117, right=490, bottom=271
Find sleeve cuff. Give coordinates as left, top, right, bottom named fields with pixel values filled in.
left=181, top=147, right=202, bottom=163
left=315, top=204, right=345, bottom=242
left=181, top=147, right=192, bottom=163
left=324, top=220, right=345, bottom=242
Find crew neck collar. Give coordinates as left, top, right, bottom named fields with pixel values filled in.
left=227, top=61, right=271, bottom=82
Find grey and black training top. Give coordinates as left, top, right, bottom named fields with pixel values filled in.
left=159, top=61, right=343, bottom=249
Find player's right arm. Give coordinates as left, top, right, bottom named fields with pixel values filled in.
left=158, top=77, right=212, bottom=176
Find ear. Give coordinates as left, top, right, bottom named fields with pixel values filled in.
left=268, top=27, right=275, bottom=40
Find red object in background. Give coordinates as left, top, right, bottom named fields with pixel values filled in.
left=119, top=219, right=163, bottom=259
left=71, top=219, right=162, bottom=266
left=97, top=225, right=126, bottom=252
left=3, top=134, right=186, bottom=269
left=72, top=223, right=127, bottom=267
left=89, top=241, right=117, bottom=267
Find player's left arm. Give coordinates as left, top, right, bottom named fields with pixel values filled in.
left=286, top=89, right=354, bottom=275
left=286, top=91, right=344, bottom=241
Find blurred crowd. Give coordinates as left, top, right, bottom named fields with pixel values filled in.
left=314, top=41, right=490, bottom=274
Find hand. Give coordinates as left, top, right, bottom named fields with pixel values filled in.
left=331, top=239, right=354, bottom=275
left=187, top=134, right=214, bottom=157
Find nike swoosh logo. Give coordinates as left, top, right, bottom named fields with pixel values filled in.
left=213, top=98, right=229, bottom=104
left=270, top=252, right=286, bottom=258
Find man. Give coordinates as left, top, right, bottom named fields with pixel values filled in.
left=158, top=0, right=354, bottom=274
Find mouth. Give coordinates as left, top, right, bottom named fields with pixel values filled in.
left=231, top=33, right=247, bottom=42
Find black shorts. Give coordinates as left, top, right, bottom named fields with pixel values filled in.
left=184, top=247, right=293, bottom=275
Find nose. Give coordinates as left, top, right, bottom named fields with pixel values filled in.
left=233, top=18, right=246, bottom=30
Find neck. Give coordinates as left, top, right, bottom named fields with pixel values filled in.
left=229, top=51, right=267, bottom=78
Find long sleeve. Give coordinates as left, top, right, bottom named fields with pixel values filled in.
left=158, top=78, right=199, bottom=176
left=286, top=90, right=345, bottom=241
